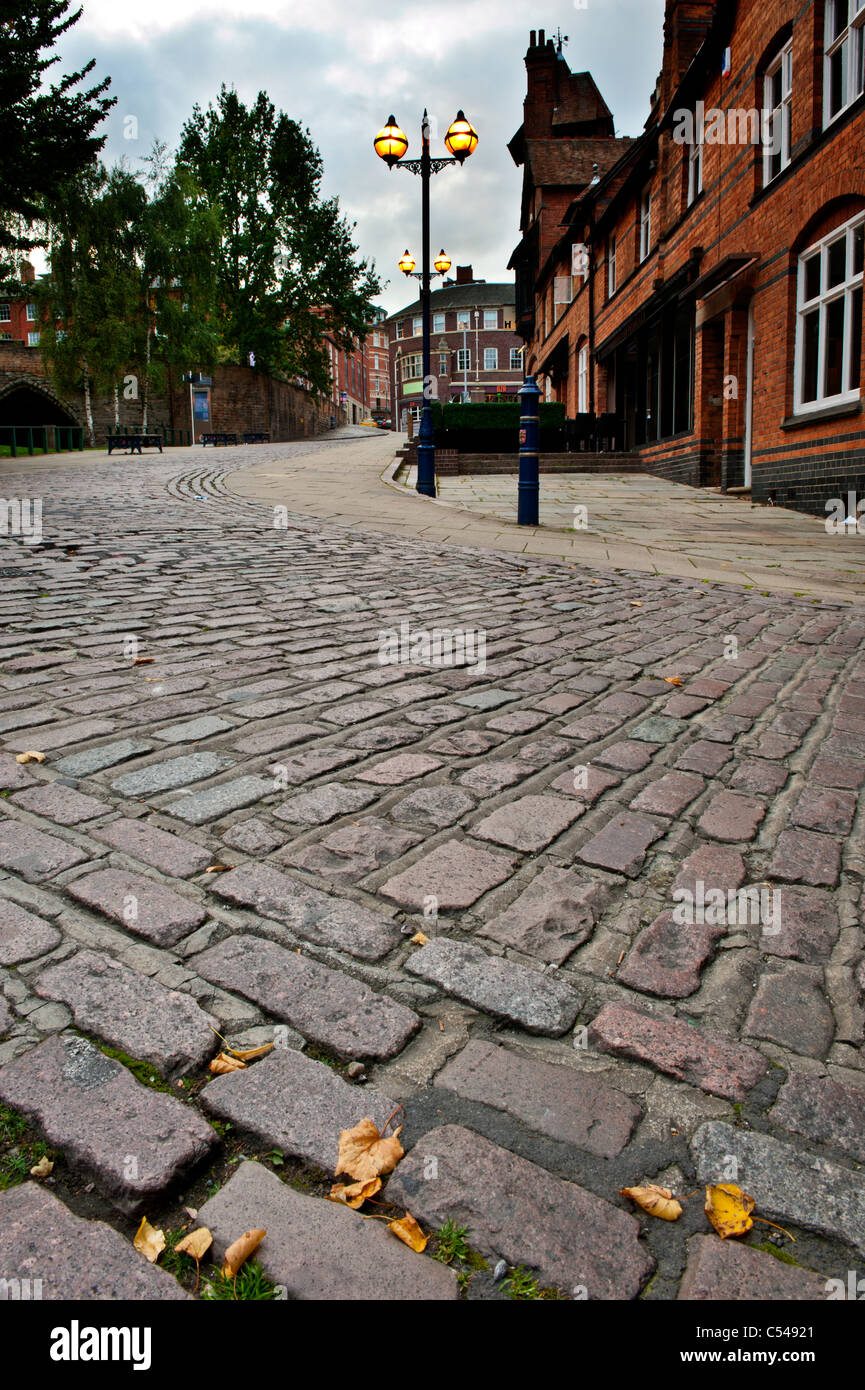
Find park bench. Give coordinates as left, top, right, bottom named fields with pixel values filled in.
left=200, top=432, right=239, bottom=446
left=106, top=433, right=163, bottom=455
left=243, top=431, right=270, bottom=443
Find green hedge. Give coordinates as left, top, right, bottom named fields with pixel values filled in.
left=429, top=400, right=565, bottom=452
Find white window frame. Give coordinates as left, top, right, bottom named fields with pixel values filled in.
left=433, top=312, right=446, bottom=333
left=795, top=211, right=864, bottom=414
left=483, top=309, right=498, bottom=329
left=0, top=304, right=10, bottom=321
left=25, top=303, right=37, bottom=321
left=401, top=352, right=422, bottom=382
left=484, top=347, right=498, bottom=371
left=438, top=352, right=449, bottom=376
left=764, top=39, right=793, bottom=185
left=577, top=343, right=589, bottom=414
left=457, top=347, right=471, bottom=373
left=824, top=0, right=865, bottom=126
left=687, top=135, right=703, bottom=206
left=608, top=237, right=617, bottom=297
left=510, top=347, right=523, bottom=370
left=456, top=310, right=470, bottom=330
left=27, top=331, right=40, bottom=345
left=412, top=316, right=422, bottom=337
left=640, top=189, right=653, bottom=263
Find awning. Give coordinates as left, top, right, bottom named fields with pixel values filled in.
left=538, top=334, right=571, bottom=377
left=689, top=253, right=760, bottom=302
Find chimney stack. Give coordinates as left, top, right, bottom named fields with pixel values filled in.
left=455, top=265, right=473, bottom=285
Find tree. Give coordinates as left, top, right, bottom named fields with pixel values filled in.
left=0, top=1, right=114, bottom=280
left=177, top=86, right=380, bottom=393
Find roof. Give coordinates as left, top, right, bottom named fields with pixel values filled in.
left=551, top=71, right=614, bottom=128
left=524, top=137, right=633, bottom=188
left=383, top=281, right=515, bottom=322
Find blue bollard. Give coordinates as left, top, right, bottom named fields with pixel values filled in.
left=517, top=375, right=541, bottom=526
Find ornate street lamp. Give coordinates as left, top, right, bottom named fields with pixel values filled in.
left=375, top=109, right=478, bottom=497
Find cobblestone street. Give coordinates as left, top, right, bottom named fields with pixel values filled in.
left=0, top=436, right=863, bottom=1301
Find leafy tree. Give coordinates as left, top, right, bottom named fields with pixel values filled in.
left=0, top=0, right=114, bottom=280
left=177, top=85, right=380, bottom=392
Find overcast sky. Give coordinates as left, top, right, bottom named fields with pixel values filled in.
left=55, top=0, right=666, bottom=314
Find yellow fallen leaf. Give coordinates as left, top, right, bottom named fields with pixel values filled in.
left=133, top=656, right=155, bottom=665
left=209, top=1051, right=246, bottom=1074
left=222, top=1228, right=266, bottom=1278
left=133, top=1217, right=166, bottom=1263
left=705, top=1183, right=755, bottom=1239
left=30, top=1155, right=54, bottom=1177
left=15, top=751, right=45, bottom=764
left=411, top=930, right=429, bottom=946
left=228, top=1043, right=274, bottom=1062
left=336, top=1116, right=404, bottom=1182
left=630, top=600, right=643, bottom=607
left=388, top=1212, right=428, bottom=1252
left=327, top=1177, right=382, bottom=1209
left=205, top=864, right=234, bottom=873
left=620, top=1185, right=683, bottom=1221
left=175, top=1227, right=213, bottom=1261
left=664, top=675, right=684, bottom=686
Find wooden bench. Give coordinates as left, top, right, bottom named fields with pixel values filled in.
left=107, top=433, right=163, bottom=455
left=243, top=431, right=270, bottom=443
left=200, top=432, right=239, bottom=446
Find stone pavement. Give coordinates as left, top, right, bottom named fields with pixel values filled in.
left=0, top=435, right=863, bottom=1301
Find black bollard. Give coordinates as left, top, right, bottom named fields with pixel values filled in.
left=517, top=375, right=541, bottom=526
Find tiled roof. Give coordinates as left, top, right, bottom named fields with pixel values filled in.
left=524, top=137, right=632, bottom=187
left=383, top=282, right=515, bottom=322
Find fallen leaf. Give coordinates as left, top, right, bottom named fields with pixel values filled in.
left=228, top=1043, right=274, bottom=1062
left=328, top=1177, right=382, bottom=1209
left=336, top=1116, right=404, bottom=1182
left=410, top=930, right=429, bottom=946
left=15, top=751, right=45, bottom=764
left=176, top=1227, right=213, bottom=1261
left=205, top=864, right=234, bottom=873
left=133, top=656, right=155, bottom=665
left=663, top=675, right=684, bottom=686
left=222, top=1228, right=266, bottom=1278
left=133, top=1217, right=166, bottom=1262
left=30, top=1155, right=54, bottom=1177
left=620, top=1185, right=683, bottom=1221
left=388, top=1212, right=428, bottom=1252
left=705, top=1183, right=755, bottom=1238
left=630, top=600, right=643, bottom=607
left=209, top=1052, right=246, bottom=1074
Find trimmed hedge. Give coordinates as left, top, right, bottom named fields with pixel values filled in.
left=430, top=400, right=565, bottom=452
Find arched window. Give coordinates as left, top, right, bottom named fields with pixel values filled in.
left=577, top=342, right=589, bottom=414
left=825, top=0, right=865, bottom=126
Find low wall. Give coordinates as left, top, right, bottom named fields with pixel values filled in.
left=398, top=445, right=643, bottom=476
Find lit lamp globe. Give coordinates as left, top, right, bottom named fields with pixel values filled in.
left=398, top=249, right=417, bottom=276
left=374, top=116, right=408, bottom=167
left=434, top=249, right=452, bottom=275
left=444, top=110, right=478, bottom=163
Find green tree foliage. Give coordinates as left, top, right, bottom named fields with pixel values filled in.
left=0, top=0, right=114, bottom=279
left=177, top=85, right=380, bottom=392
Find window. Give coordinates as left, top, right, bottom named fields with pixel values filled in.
left=26, top=303, right=37, bottom=321
left=608, top=238, right=617, bottom=298
left=457, top=348, right=471, bottom=373
left=795, top=212, right=864, bottom=412
left=640, top=190, right=653, bottom=262
left=510, top=347, right=523, bottom=370
left=825, top=0, right=865, bottom=124
left=0, top=304, right=10, bottom=321
left=577, top=344, right=589, bottom=414
left=764, top=40, right=793, bottom=184
left=0, top=333, right=11, bottom=341
left=433, top=312, right=446, bottom=333
left=412, top=316, right=422, bottom=337
left=484, top=347, right=498, bottom=370
left=401, top=352, right=422, bottom=381
left=439, top=352, right=449, bottom=376
left=483, top=309, right=498, bottom=329
left=687, top=135, right=703, bottom=205
left=456, top=310, right=470, bottom=329
left=27, top=331, right=40, bottom=345
left=395, top=320, right=404, bottom=338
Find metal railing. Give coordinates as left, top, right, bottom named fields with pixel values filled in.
left=0, top=424, right=85, bottom=456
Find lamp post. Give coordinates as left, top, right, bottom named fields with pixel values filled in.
left=374, top=109, right=478, bottom=497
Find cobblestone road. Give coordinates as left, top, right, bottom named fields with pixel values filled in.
left=0, top=438, right=863, bottom=1301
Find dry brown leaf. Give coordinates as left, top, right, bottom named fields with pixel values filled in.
left=133, top=1217, right=166, bottom=1262
left=15, top=750, right=45, bottom=764
left=620, top=1184, right=683, bottom=1221
left=630, top=600, right=643, bottom=607
left=410, top=930, right=429, bottom=946
left=209, top=1051, right=246, bottom=1074
left=30, top=1155, right=54, bottom=1177
left=228, top=1043, right=274, bottom=1062
left=388, top=1212, right=428, bottom=1252
left=133, top=656, right=155, bottom=665
left=222, top=1228, right=266, bottom=1278
left=336, top=1117, right=404, bottom=1182
left=205, top=864, right=234, bottom=873
left=175, top=1227, right=213, bottom=1261
left=705, top=1183, right=755, bottom=1239
left=663, top=675, right=684, bottom=686
left=327, top=1177, right=382, bottom=1209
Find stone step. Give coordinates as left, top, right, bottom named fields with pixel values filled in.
left=34, top=949, right=217, bottom=1079
left=386, top=1123, right=654, bottom=1299
left=0, top=1034, right=216, bottom=1213
left=0, top=1183, right=190, bottom=1299
left=406, top=937, right=582, bottom=1036
left=197, top=1160, right=459, bottom=1300
left=192, top=933, right=420, bottom=1060
left=202, top=1046, right=396, bottom=1172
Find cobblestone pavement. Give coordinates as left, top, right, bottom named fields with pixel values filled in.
left=0, top=437, right=863, bottom=1301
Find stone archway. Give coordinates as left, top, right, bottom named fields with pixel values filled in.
left=0, top=376, right=82, bottom=428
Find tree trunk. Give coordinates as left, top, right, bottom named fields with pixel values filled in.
left=142, top=322, right=151, bottom=429
left=113, top=384, right=120, bottom=430
left=82, top=363, right=96, bottom=447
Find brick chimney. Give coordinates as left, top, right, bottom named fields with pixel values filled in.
left=662, top=1, right=715, bottom=104
left=523, top=27, right=559, bottom=139
left=455, top=265, right=473, bottom=285
left=19, top=261, right=35, bottom=283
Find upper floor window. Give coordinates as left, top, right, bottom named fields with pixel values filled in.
left=438, top=352, right=449, bottom=376
left=26, top=303, right=37, bottom=321
left=510, top=346, right=523, bottom=370
left=412, top=315, right=422, bottom=337
left=483, top=309, right=498, bottom=329
left=577, top=343, right=589, bottom=414
left=640, top=189, right=653, bottom=262
left=395, top=320, right=404, bottom=338
left=795, top=212, right=864, bottom=412
left=764, top=39, right=793, bottom=184
left=433, top=312, right=446, bottom=333
left=457, top=348, right=471, bottom=372
left=608, top=237, right=617, bottom=297
left=484, top=347, right=498, bottom=370
left=0, top=304, right=10, bottom=321
left=825, top=0, right=865, bottom=125
left=687, top=136, right=703, bottom=206
left=456, top=310, right=470, bottom=330
left=401, top=352, right=422, bottom=381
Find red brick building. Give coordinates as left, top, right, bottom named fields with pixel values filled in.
left=510, top=4, right=865, bottom=514
left=384, top=266, right=524, bottom=428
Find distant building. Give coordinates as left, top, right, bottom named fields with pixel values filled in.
left=0, top=262, right=43, bottom=347
left=383, top=266, right=524, bottom=428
